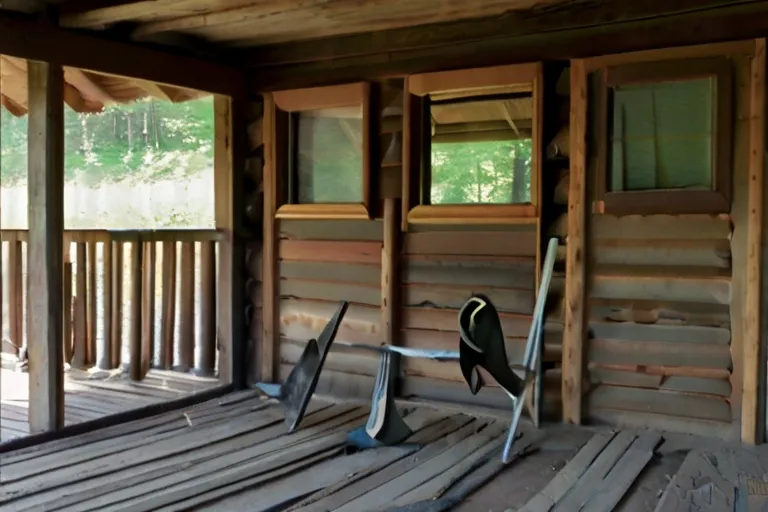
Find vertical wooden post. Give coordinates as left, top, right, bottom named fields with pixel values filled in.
left=129, top=240, right=143, bottom=380
left=62, top=259, right=73, bottom=364
left=160, top=241, right=176, bottom=369
left=743, top=38, right=766, bottom=444
left=261, top=93, right=278, bottom=383
left=72, top=242, right=87, bottom=368
left=198, top=240, right=217, bottom=376
left=381, top=198, right=400, bottom=344
left=111, top=241, right=123, bottom=369
left=142, top=241, right=156, bottom=374
left=86, top=241, right=97, bottom=366
left=215, top=95, right=246, bottom=387
left=178, top=242, right=195, bottom=371
left=562, top=59, right=588, bottom=425
left=27, top=60, right=65, bottom=433
left=8, top=240, right=23, bottom=354
left=98, top=240, right=113, bottom=369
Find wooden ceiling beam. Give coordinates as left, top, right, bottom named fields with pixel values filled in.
left=0, top=93, right=27, bottom=116
left=0, top=10, right=245, bottom=97
left=63, top=68, right=115, bottom=104
left=55, top=0, right=162, bottom=27
left=247, top=1, right=768, bottom=91
left=132, top=78, right=185, bottom=102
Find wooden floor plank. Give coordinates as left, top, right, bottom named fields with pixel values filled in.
left=7, top=403, right=345, bottom=511
left=519, top=431, right=618, bottom=512
left=582, top=431, right=662, bottom=512
left=552, top=431, right=638, bottom=511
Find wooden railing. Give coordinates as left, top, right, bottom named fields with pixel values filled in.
left=1, top=229, right=223, bottom=380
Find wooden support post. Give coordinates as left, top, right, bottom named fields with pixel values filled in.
left=27, top=60, right=65, bottom=433
left=110, top=241, right=123, bottom=369
left=8, top=240, right=23, bottom=354
left=261, top=93, right=278, bottom=383
left=98, top=240, right=113, bottom=370
left=562, top=59, right=588, bottom=425
left=86, top=241, right=97, bottom=366
left=743, top=38, right=766, bottom=444
left=63, top=246, right=73, bottom=364
left=198, top=240, right=217, bottom=376
left=72, top=242, right=87, bottom=368
left=129, top=240, right=143, bottom=380
left=160, top=241, right=176, bottom=369
left=141, top=241, right=156, bottom=375
left=178, top=242, right=195, bottom=372
left=382, top=198, right=400, bottom=344
left=214, top=95, right=246, bottom=387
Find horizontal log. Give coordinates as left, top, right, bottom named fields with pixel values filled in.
left=280, top=279, right=380, bottom=306
left=589, top=321, right=730, bottom=345
left=589, top=338, right=731, bottom=370
left=588, top=409, right=735, bottom=440
left=280, top=338, right=380, bottom=377
left=403, top=230, right=537, bottom=257
left=280, top=240, right=382, bottom=265
left=589, top=298, right=731, bottom=328
left=588, top=385, right=731, bottom=423
left=402, top=307, right=533, bottom=338
left=591, top=266, right=731, bottom=305
left=279, top=298, right=381, bottom=345
left=589, top=368, right=731, bottom=397
left=279, top=219, right=383, bottom=241
left=404, top=258, right=535, bottom=289
left=280, top=260, right=380, bottom=285
left=403, top=284, right=533, bottom=314
left=588, top=363, right=730, bottom=381
left=278, top=364, right=375, bottom=400
left=591, top=214, right=731, bottom=240
left=593, top=239, right=731, bottom=269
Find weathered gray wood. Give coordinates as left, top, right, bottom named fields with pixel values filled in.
left=581, top=431, right=662, bottom=512
left=279, top=219, right=383, bottom=241
left=281, top=279, right=381, bottom=306
left=594, top=242, right=731, bottom=268
left=588, top=409, right=734, bottom=440
left=588, top=339, right=731, bottom=370
left=588, top=385, right=731, bottom=423
left=589, top=300, right=731, bottom=328
left=280, top=299, right=382, bottom=345
left=591, top=215, right=731, bottom=240
left=404, top=231, right=537, bottom=257
left=591, top=272, right=731, bottom=305
left=589, top=368, right=664, bottom=388
left=551, top=431, right=638, bottom=511
left=589, top=322, right=730, bottom=345
left=280, top=260, right=381, bottom=285
left=519, top=431, right=617, bottom=512
left=654, top=451, right=736, bottom=512
left=404, top=284, right=533, bottom=314
left=404, top=259, right=535, bottom=289
left=281, top=338, right=381, bottom=376
left=403, top=307, right=532, bottom=337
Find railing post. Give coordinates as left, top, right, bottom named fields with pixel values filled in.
left=197, top=240, right=217, bottom=376
left=129, top=239, right=143, bottom=380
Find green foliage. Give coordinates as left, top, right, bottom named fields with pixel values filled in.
left=1, top=96, right=214, bottom=186
left=431, top=138, right=532, bottom=204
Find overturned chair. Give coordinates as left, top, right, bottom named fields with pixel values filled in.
left=257, top=238, right=558, bottom=463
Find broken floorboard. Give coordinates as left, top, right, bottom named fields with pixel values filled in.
left=0, top=367, right=220, bottom=441
left=0, top=391, right=553, bottom=512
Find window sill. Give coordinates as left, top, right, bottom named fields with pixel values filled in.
left=598, top=190, right=730, bottom=216
left=275, top=203, right=370, bottom=220
left=406, top=204, right=537, bottom=225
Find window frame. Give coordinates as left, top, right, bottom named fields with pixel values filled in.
left=271, top=82, right=375, bottom=220
left=595, top=57, right=733, bottom=216
left=402, top=63, right=542, bottom=228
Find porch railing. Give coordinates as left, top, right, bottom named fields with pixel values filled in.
left=1, top=229, right=223, bottom=380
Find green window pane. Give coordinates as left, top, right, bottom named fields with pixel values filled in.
left=609, top=78, right=714, bottom=192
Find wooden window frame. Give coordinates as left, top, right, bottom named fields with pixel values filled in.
left=402, top=63, right=542, bottom=227
left=271, top=82, right=375, bottom=220
left=595, top=57, right=734, bottom=216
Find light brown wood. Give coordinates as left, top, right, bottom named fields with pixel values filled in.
left=408, top=63, right=538, bottom=96
left=275, top=204, right=370, bottom=220
left=273, top=82, right=366, bottom=112
left=381, top=198, right=399, bottom=344
left=129, top=241, right=144, bottom=381
left=562, top=58, right=587, bottom=425
left=179, top=242, right=195, bottom=371
left=262, top=92, right=278, bottom=382
left=98, top=241, right=113, bottom=370
left=280, top=240, right=383, bottom=265
left=26, top=60, right=65, bottom=434
left=111, top=241, right=124, bottom=369
left=86, top=241, right=97, bottom=366
left=8, top=241, right=23, bottom=354
left=199, top=240, right=217, bottom=376
left=406, top=204, right=537, bottom=225
left=401, top=78, right=413, bottom=232
left=72, top=242, right=87, bottom=368
left=160, top=241, right=176, bottom=370
left=742, top=37, right=765, bottom=445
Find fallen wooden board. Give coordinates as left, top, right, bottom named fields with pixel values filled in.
left=519, top=431, right=617, bottom=512
left=654, top=451, right=736, bottom=512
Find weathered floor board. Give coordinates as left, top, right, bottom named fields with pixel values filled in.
left=0, top=367, right=220, bottom=441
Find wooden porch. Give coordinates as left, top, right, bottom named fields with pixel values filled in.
left=0, top=389, right=764, bottom=511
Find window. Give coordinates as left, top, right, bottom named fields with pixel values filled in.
left=597, top=57, right=732, bottom=215
left=273, top=82, right=373, bottom=219
left=404, top=63, right=541, bottom=226
left=429, top=95, right=532, bottom=205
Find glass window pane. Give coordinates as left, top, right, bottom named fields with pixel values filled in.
left=296, top=107, right=363, bottom=204
left=429, top=96, right=532, bottom=205
left=609, top=77, right=714, bottom=192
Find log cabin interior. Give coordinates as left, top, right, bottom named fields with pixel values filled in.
left=1, top=1, right=768, bottom=510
